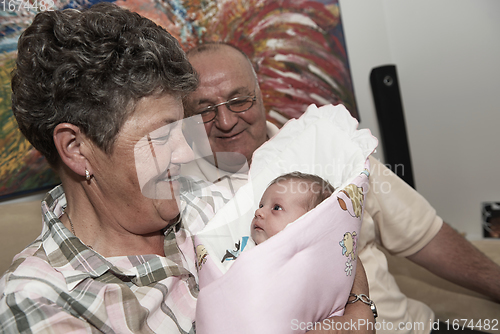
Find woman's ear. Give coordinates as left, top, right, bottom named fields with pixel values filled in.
left=53, top=123, right=88, bottom=178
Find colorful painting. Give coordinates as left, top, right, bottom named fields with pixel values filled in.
left=0, top=0, right=356, bottom=199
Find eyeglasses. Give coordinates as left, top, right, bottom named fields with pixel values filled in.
left=196, top=95, right=257, bottom=124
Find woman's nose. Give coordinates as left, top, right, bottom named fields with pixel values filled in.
left=171, top=131, right=195, bottom=164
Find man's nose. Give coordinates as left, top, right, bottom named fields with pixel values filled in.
left=214, top=105, right=239, bottom=131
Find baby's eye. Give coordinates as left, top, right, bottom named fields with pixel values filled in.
left=272, top=204, right=282, bottom=211
left=259, top=204, right=263, bottom=208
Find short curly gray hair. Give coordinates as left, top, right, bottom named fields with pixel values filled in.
left=11, top=2, right=198, bottom=167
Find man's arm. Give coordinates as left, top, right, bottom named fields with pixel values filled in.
left=309, top=260, right=376, bottom=334
left=408, top=221, right=500, bottom=302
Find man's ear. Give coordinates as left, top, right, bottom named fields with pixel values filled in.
left=53, top=123, right=88, bottom=178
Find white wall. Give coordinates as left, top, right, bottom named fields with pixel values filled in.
left=339, top=0, right=500, bottom=239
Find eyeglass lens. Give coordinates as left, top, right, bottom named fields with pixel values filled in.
left=199, top=96, right=255, bottom=123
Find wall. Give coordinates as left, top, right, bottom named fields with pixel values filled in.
left=339, top=0, right=500, bottom=239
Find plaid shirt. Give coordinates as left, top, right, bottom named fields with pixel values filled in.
left=0, top=178, right=230, bottom=334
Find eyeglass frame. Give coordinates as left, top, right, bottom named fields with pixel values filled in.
left=195, top=94, right=257, bottom=124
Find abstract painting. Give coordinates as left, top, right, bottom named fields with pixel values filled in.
left=0, top=0, right=356, bottom=199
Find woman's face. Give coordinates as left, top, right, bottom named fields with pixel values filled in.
left=88, top=94, right=194, bottom=235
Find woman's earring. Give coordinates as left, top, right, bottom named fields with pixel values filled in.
left=85, top=169, right=91, bottom=181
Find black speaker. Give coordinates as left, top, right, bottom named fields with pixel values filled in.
left=370, top=65, right=416, bottom=189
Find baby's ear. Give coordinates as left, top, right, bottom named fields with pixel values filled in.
left=53, top=123, right=88, bottom=178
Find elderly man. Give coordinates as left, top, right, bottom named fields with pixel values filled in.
left=182, top=42, right=500, bottom=334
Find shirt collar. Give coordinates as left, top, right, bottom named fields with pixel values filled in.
left=194, top=155, right=249, bottom=184
left=40, top=186, right=116, bottom=290
left=41, top=185, right=193, bottom=290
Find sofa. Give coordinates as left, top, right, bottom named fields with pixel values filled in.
left=384, top=243, right=500, bottom=333
left=1, top=199, right=499, bottom=332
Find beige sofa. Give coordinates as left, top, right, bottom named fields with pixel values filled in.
left=384, top=244, right=500, bottom=333
left=1, top=200, right=44, bottom=275
left=1, top=199, right=499, bottom=331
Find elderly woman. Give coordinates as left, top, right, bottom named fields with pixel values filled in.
left=0, top=3, right=229, bottom=332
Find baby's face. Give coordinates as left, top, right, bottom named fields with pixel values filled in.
left=251, top=180, right=310, bottom=244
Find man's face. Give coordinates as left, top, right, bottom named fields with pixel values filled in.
left=185, top=47, right=268, bottom=170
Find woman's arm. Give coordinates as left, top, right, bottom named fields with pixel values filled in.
left=308, top=259, right=376, bottom=334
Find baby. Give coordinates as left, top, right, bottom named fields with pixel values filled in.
left=251, top=172, right=335, bottom=244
